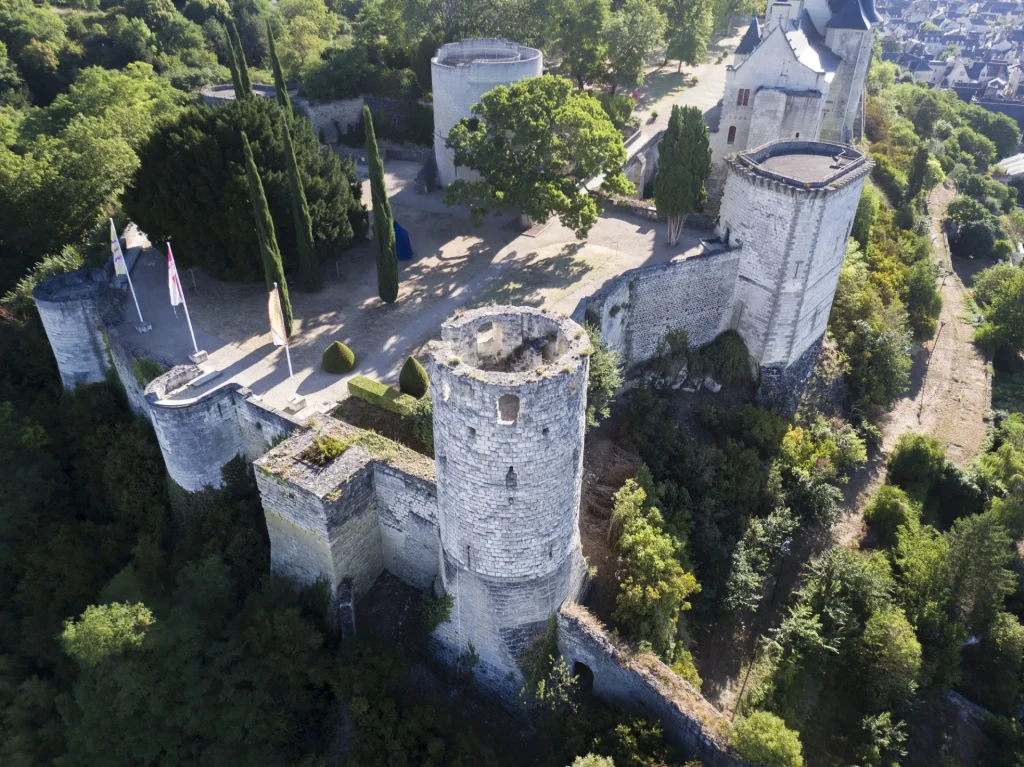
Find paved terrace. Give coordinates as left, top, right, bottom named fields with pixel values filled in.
left=115, top=39, right=740, bottom=415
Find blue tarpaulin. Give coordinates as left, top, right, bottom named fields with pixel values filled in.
left=394, top=221, right=413, bottom=261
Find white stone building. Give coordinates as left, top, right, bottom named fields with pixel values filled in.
left=430, top=39, right=543, bottom=186
left=709, top=0, right=878, bottom=173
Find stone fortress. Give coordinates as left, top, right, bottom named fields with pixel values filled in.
left=32, top=27, right=875, bottom=763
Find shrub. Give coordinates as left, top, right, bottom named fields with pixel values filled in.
left=887, top=432, right=946, bottom=501
left=322, top=341, right=356, bottom=374
left=131, top=358, right=165, bottom=387
left=864, top=485, right=919, bottom=547
left=689, top=330, right=753, bottom=384
left=410, top=395, right=433, bottom=455
left=420, top=589, right=453, bottom=632
left=347, top=375, right=417, bottom=416
left=586, top=324, right=623, bottom=429
left=301, top=433, right=348, bottom=466
left=730, top=712, right=804, bottom=767
left=399, top=355, right=429, bottom=398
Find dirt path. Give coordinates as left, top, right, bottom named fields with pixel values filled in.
left=832, top=182, right=990, bottom=548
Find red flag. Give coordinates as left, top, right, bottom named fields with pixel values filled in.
left=168, top=244, right=185, bottom=307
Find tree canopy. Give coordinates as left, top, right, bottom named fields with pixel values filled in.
left=445, top=75, right=632, bottom=238
left=123, top=97, right=363, bottom=281
left=654, top=104, right=711, bottom=245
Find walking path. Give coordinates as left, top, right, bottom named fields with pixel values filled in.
left=833, top=181, right=990, bottom=547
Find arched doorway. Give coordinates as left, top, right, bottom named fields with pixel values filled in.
left=573, top=661, right=594, bottom=698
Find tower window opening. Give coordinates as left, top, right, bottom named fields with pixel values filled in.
left=497, top=394, right=520, bottom=424
left=506, top=466, right=518, bottom=490
left=727, top=126, right=737, bottom=144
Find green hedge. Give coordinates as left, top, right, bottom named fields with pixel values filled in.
left=348, top=375, right=417, bottom=417
left=399, top=356, right=429, bottom=398
left=323, top=341, right=356, bottom=374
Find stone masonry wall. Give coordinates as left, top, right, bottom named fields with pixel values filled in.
left=556, top=605, right=753, bottom=767
left=33, top=269, right=113, bottom=389
left=293, top=96, right=364, bottom=143
left=575, top=248, right=742, bottom=371
left=375, top=463, right=440, bottom=589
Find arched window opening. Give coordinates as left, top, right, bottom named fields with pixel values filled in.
left=727, top=126, right=737, bottom=144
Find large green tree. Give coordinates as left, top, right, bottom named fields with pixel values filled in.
left=663, top=0, right=713, bottom=71
left=445, top=75, right=632, bottom=238
left=364, top=105, right=398, bottom=303
left=558, top=0, right=610, bottom=89
left=242, top=130, right=293, bottom=335
left=654, top=104, right=711, bottom=245
left=605, top=0, right=666, bottom=90
left=973, top=263, right=1024, bottom=362
left=227, top=20, right=253, bottom=98
left=124, top=97, right=362, bottom=282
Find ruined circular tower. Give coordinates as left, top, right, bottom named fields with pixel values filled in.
left=429, top=306, right=590, bottom=695
left=33, top=269, right=113, bottom=389
left=430, top=39, right=542, bottom=187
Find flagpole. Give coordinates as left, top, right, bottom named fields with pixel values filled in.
left=273, top=281, right=295, bottom=385
left=179, top=283, right=199, bottom=356
left=110, top=219, right=147, bottom=328
left=168, top=242, right=199, bottom=355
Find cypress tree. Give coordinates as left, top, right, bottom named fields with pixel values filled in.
left=267, top=20, right=291, bottom=112
left=653, top=105, right=712, bottom=246
left=241, top=131, right=293, bottom=335
left=364, top=105, right=398, bottom=303
left=282, top=115, right=320, bottom=291
left=228, top=22, right=252, bottom=100
left=225, top=33, right=244, bottom=99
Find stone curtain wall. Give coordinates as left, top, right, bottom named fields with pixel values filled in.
left=575, top=248, right=742, bottom=371
left=556, top=605, right=753, bottom=767
left=293, top=96, right=364, bottom=143
left=375, top=463, right=441, bottom=589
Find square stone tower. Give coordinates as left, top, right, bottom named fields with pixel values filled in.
left=718, top=139, right=872, bottom=407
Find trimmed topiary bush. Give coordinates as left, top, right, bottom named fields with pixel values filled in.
left=399, top=355, right=429, bottom=398
left=348, top=375, right=417, bottom=416
left=322, top=341, right=356, bottom=374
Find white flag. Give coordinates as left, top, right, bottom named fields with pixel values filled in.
left=110, top=219, right=127, bottom=276
left=268, top=284, right=288, bottom=347
left=167, top=244, right=185, bottom=307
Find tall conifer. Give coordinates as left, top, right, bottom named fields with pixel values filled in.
left=225, top=34, right=244, bottom=98
left=267, top=21, right=291, bottom=112
left=228, top=22, right=252, bottom=100
left=364, top=106, right=398, bottom=303
left=241, top=131, right=293, bottom=334
left=654, top=105, right=712, bottom=246
left=282, top=116, right=319, bottom=291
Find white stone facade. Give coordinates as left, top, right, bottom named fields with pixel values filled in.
left=710, top=0, right=876, bottom=174
left=429, top=307, right=590, bottom=695
left=431, top=39, right=542, bottom=186
left=33, top=270, right=113, bottom=389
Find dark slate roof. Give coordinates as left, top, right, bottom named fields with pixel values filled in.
left=736, top=16, right=761, bottom=54
left=788, top=11, right=841, bottom=73
left=952, top=84, right=984, bottom=101
left=966, top=61, right=986, bottom=79
left=828, top=0, right=871, bottom=29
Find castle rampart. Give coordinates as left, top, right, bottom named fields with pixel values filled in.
left=557, top=604, right=751, bottom=767
left=145, top=366, right=300, bottom=492
left=32, top=269, right=114, bottom=389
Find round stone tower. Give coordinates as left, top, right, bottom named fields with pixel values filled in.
left=33, top=269, right=113, bottom=389
left=429, top=306, right=590, bottom=696
left=430, top=39, right=542, bottom=187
